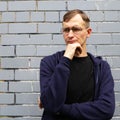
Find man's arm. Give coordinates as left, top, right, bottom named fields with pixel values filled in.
left=40, top=56, right=71, bottom=113
left=60, top=61, right=115, bottom=120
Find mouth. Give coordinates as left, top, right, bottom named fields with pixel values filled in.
left=67, top=40, right=76, bottom=44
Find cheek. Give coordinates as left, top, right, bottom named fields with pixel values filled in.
left=77, top=34, right=85, bottom=40
left=77, top=34, right=87, bottom=43
left=79, top=32, right=88, bottom=39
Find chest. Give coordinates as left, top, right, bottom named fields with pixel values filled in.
left=65, top=57, right=94, bottom=104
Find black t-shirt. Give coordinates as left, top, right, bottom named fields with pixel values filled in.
left=65, top=56, right=94, bottom=104
left=55, top=56, right=95, bottom=120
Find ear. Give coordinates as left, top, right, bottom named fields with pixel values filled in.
left=87, top=28, right=92, bottom=38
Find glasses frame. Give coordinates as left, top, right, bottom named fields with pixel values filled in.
left=62, top=26, right=88, bottom=35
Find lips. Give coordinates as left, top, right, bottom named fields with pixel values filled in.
left=67, top=40, right=76, bottom=44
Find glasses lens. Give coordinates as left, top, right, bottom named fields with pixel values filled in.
left=62, top=27, right=83, bottom=34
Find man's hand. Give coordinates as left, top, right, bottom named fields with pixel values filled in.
left=38, top=98, right=43, bottom=109
left=64, top=42, right=82, bottom=60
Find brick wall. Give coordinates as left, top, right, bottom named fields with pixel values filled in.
left=0, top=0, right=120, bottom=120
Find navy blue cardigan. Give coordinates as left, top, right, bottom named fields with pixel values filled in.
left=40, top=51, right=115, bottom=120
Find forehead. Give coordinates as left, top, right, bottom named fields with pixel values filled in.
left=62, top=14, right=85, bottom=27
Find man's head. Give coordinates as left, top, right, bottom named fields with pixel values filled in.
left=62, top=9, right=92, bottom=48
left=63, top=9, right=90, bottom=28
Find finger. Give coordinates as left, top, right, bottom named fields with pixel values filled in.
left=37, top=97, right=43, bottom=109
left=76, top=47, right=82, bottom=54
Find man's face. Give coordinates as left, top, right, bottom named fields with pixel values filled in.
left=62, top=14, right=91, bottom=47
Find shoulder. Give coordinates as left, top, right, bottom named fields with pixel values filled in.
left=88, top=53, right=109, bottom=66
left=88, top=53, right=111, bottom=72
left=41, top=50, right=64, bottom=65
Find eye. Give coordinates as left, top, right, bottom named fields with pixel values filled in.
left=63, top=28, right=70, bottom=32
left=72, top=27, right=83, bottom=32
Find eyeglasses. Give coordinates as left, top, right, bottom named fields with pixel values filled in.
left=62, top=27, right=84, bottom=35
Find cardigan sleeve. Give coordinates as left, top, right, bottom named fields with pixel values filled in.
left=60, top=61, right=115, bottom=120
left=40, top=56, right=71, bottom=113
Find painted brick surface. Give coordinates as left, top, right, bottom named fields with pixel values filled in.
left=0, top=0, right=120, bottom=119
left=0, top=2, right=7, bottom=11
left=9, top=23, right=37, bottom=33
left=38, top=1, right=66, bottom=10
left=0, top=93, right=14, bottom=104
left=0, top=24, right=8, bottom=33
left=8, top=1, right=36, bottom=11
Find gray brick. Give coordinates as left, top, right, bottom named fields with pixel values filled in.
left=31, top=12, right=44, bottom=22
left=1, top=58, right=29, bottom=68
left=0, top=2, right=7, bottom=11
left=106, top=57, right=120, bottom=68
left=46, top=12, right=59, bottom=22
left=0, top=24, right=8, bottom=33
left=0, top=93, right=14, bottom=104
left=68, top=1, right=96, bottom=10
left=115, top=93, right=120, bottom=103
left=30, top=34, right=52, bottom=45
left=0, top=105, right=43, bottom=116
left=0, top=13, right=1, bottom=22
left=0, top=118, right=41, bottom=120
left=95, top=1, right=120, bottom=11
left=16, top=12, right=29, bottom=22
left=105, top=57, right=112, bottom=68
left=37, top=45, right=65, bottom=56
left=112, top=69, right=120, bottom=80
left=32, top=81, right=40, bottom=92
left=38, top=23, right=61, bottom=33
left=16, top=93, right=39, bottom=104
left=9, top=81, right=39, bottom=93
left=0, top=46, right=15, bottom=57
left=0, top=70, right=14, bottom=80
left=9, top=82, right=33, bottom=92
left=112, top=34, right=120, bottom=44
left=114, top=106, right=120, bottom=116
left=38, top=1, right=66, bottom=10
left=16, top=45, right=36, bottom=56
left=87, top=34, right=112, bottom=45
left=60, top=11, right=66, bottom=22
left=15, top=69, right=37, bottom=81
left=112, top=117, right=120, bottom=120
left=0, top=82, right=8, bottom=92
left=9, top=23, right=37, bottom=33
left=1, top=35, right=29, bottom=45
left=118, top=11, right=120, bottom=21
left=90, top=22, right=98, bottom=33
left=1, top=34, right=52, bottom=45
left=53, top=34, right=65, bottom=45
left=87, top=45, right=96, bottom=55
left=30, top=57, right=42, bottom=68
left=98, top=22, right=120, bottom=33
left=103, top=1, right=120, bottom=10
left=89, top=11, right=104, bottom=22
left=97, top=45, right=120, bottom=56
left=105, top=11, right=118, bottom=21
left=2, top=12, right=15, bottom=22
left=8, top=1, right=36, bottom=11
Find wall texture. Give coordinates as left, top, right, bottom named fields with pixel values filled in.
left=0, top=0, right=120, bottom=120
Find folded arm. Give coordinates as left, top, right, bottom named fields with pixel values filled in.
left=60, top=61, right=115, bottom=120
left=40, top=56, right=71, bottom=113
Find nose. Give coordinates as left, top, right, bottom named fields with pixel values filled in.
left=68, top=29, right=74, bottom=37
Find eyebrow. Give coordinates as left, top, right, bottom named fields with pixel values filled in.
left=63, top=25, right=82, bottom=28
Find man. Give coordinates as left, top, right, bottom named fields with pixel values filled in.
left=39, top=9, right=115, bottom=120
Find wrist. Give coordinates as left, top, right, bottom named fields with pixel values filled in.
left=63, top=53, right=73, bottom=60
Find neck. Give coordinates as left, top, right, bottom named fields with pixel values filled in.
left=75, top=45, right=87, bottom=57
left=75, top=52, right=88, bottom=57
